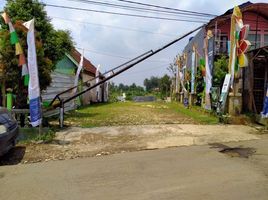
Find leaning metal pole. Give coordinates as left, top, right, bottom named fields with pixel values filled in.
left=59, top=25, right=205, bottom=127
left=49, top=50, right=153, bottom=107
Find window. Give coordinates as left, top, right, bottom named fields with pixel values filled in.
left=264, top=34, right=268, bottom=47
left=248, top=33, right=261, bottom=50
left=220, top=36, right=228, bottom=54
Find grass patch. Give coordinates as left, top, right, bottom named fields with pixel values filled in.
left=61, top=101, right=219, bottom=127
left=168, top=102, right=219, bottom=124
left=18, top=127, right=55, bottom=144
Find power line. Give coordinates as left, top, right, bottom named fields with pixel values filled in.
left=43, top=3, right=208, bottom=23
left=76, top=46, right=133, bottom=59
left=124, top=64, right=169, bottom=76
left=116, top=0, right=217, bottom=17
left=51, top=16, right=177, bottom=37
left=76, top=46, right=169, bottom=63
left=55, top=0, right=213, bottom=19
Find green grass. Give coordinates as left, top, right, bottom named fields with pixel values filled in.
left=18, top=127, right=56, bottom=144
left=62, top=101, right=219, bottom=127
left=168, top=102, right=219, bottom=124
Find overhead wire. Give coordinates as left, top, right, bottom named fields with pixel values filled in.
left=75, top=46, right=170, bottom=63
left=54, top=0, right=214, bottom=19
left=42, top=3, right=209, bottom=23
left=115, top=0, right=217, bottom=17
left=51, top=16, right=177, bottom=37
left=123, top=64, right=170, bottom=76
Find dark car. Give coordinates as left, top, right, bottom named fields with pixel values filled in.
left=0, top=108, right=19, bottom=156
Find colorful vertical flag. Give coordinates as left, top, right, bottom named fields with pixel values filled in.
left=200, top=59, right=206, bottom=77
left=73, top=50, right=84, bottom=94
left=1, top=12, right=29, bottom=86
left=23, top=19, right=41, bottom=127
left=237, top=25, right=250, bottom=67
left=228, top=6, right=250, bottom=88
left=7, top=22, right=19, bottom=45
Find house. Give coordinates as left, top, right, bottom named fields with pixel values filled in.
left=70, top=49, right=108, bottom=105
left=42, top=49, right=108, bottom=115
left=244, top=46, right=268, bottom=115
left=178, top=2, right=268, bottom=116
left=207, top=2, right=268, bottom=54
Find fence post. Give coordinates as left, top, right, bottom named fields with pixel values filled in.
left=59, top=100, right=64, bottom=128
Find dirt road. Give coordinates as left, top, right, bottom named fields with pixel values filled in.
left=0, top=124, right=261, bottom=164
left=1, top=138, right=268, bottom=200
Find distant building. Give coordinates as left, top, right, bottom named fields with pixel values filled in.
left=178, top=1, right=268, bottom=116
left=42, top=49, right=108, bottom=115
left=182, top=2, right=268, bottom=66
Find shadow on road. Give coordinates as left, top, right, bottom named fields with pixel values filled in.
left=0, top=146, right=26, bottom=166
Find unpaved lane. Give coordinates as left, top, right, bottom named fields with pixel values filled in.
left=1, top=124, right=260, bottom=164
left=57, top=124, right=259, bottom=149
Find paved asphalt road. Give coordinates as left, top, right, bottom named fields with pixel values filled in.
left=1, top=138, right=268, bottom=200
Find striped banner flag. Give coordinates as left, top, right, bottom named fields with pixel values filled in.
left=1, top=12, right=29, bottom=86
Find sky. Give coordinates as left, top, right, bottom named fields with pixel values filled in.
left=0, top=0, right=263, bottom=86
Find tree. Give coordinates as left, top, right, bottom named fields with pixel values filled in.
left=109, top=82, right=146, bottom=101
left=159, top=74, right=171, bottom=99
left=213, top=56, right=228, bottom=87
left=195, top=62, right=205, bottom=106
left=0, top=0, right=74, bottom=107
left=143, top=76, right=160, bottom=92
left=167, top=63, right=177, bottom=97
left=167, top=63, right=177, bottom=78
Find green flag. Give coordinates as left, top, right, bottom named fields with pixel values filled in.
left=10, top=31, right=19, bottom=45
left=24, top=74, right=29, bottom=86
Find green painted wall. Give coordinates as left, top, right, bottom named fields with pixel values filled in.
left=55, top=56, right=76, bottom=75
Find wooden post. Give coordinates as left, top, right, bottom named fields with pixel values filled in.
left=39, top=102, right=43, bottom=136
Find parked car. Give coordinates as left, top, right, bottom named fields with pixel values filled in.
left=0, top=108, right=19, bottom=156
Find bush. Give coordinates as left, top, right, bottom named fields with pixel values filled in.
left=213, top=56, right=228, bottom=87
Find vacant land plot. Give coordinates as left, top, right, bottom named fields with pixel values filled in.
left=0, top=102, right=224, bottom=165
left=62, top=101, right=218, bottom=127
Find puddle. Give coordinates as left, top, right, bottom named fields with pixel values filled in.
left=210, top=143, right=256, bottom=158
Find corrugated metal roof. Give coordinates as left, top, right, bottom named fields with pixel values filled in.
left=71, top=49, right=97, bottom=75
left=207, top=2, right=268, bottom=28
left=222, top=1, right=253, bottom=16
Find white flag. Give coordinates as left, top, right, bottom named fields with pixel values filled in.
left=73, top=51, right=84, bottom=94
left=23, top=19, right=41, bottom=127
left=96, top=65, right=101, bottom=102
